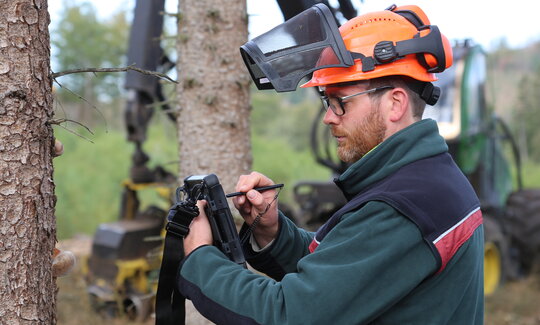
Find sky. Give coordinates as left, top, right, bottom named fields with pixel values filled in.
left=48, top=0, right=540, bottom=51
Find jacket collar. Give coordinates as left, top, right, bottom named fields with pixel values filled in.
left=334, top=119, right=448, bottom=200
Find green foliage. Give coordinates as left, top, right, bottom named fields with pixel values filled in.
left=51, top=1, right=129, bottom=103
left=486, top=41, right=540, bottom=124
left=487, top=39, right=540, bottom=167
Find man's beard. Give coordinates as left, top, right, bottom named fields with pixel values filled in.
left=333, top=107, right=386, bottom=163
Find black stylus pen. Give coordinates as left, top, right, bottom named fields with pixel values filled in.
left=225, top=184, right=284, bottom=198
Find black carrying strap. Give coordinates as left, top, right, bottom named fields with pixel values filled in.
left=155, top=202, right=199, bottom=325
left=155, top=232, right=186, bottom=324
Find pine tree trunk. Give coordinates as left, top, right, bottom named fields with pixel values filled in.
left=176, top=0, right=252, bottom=192
left=0, top=0, right=57, bottom=323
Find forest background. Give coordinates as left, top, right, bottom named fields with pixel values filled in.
left=50, top=2, right=540, bottom=240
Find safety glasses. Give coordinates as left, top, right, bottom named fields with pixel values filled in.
left=320, top=86, right=394, bottom=116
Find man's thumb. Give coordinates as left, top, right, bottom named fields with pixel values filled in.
left=246, top=190, right=266, bottom=210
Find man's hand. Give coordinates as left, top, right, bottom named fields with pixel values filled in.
left=183, top=200, right=213, bottom=256
left=233, top=172, right=279, bottom=248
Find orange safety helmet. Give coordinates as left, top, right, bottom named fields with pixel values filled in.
left=302, top=5, right=453, bottom=88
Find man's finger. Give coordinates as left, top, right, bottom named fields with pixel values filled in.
left=53, top=139, right=64, bottom=157
left=236, top=171, right=273, bottom=193
left=196, top=200, right=208, bottom=216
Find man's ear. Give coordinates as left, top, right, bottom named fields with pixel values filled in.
left=387, top=87, right=409, bottom=122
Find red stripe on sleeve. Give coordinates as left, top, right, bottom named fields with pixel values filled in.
left=434, top=209, right=483, bottom=272
left=309, top=239, right=319, bottom=253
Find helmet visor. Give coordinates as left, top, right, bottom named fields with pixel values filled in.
left=240, top=4, right=353, bottom=92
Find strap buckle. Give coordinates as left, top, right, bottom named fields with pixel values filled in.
left=166, top=221, right=190, bottom=238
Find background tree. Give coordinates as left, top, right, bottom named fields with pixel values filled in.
left=487, top=39, right=540, bottom=168
left=176, top=0, right=252, bottom=191
left=0, top=0, right=57, bottom=323
left=513, top=67, right=540, bottom=161
left=51, top=2, right=129, bottom=127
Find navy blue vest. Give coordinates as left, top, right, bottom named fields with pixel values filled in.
left=309, top=153, right=483, bottom=272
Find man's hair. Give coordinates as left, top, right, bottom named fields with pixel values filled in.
left=367, top=76, right=427, bottom=119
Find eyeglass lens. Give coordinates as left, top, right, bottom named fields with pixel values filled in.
left=322, top=96, right=344, bottom=116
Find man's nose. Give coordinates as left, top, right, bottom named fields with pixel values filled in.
left=323, top=106, right=339, bottom=125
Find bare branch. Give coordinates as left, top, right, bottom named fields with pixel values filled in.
left=52, top=78, right=109, bottom=132
left=53, top=94, right=68, bottom=117
left=51, top=65, right=178, bottom=84
left=49, top=119, right=95, bottom=144
left=48, top=118, right=95, bottom=135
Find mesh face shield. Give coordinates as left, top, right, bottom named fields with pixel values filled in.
left=240, top=4, right=354, bottom=92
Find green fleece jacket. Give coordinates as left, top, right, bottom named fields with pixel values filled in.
left=178, top=119, right=484, bottom=324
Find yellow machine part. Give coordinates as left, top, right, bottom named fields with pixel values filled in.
left=484, top=241, right=502, bottom=295
left=122, top=179, right=174, bottom=201
left=115, top=258, right=152, bottom=294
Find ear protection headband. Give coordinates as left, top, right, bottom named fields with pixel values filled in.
left=353, top=4, right=450, bottom=75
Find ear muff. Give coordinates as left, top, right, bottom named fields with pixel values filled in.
left=372, top=25, right=449, bottom=73
left=388, top=5, right=452, bottom=73
left=421, top=82, right=441, bottom=106
left=406, top=80, right=441, bottom=106
left=415, top=28, right=452, bottom=73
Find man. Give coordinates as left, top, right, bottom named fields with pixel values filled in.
left=179, top=4, right=484, bottom=324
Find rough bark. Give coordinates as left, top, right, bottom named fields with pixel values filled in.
left=176, top=0, right=252, bottom=192
left=0, top=0, right=57, bottom=323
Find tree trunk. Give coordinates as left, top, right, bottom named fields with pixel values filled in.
left=0, top=0, right=57, bottom=323
left=176, top=0, right=252, bottom=192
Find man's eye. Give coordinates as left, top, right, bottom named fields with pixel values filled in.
left=341, top=99, right=352, bottom=106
